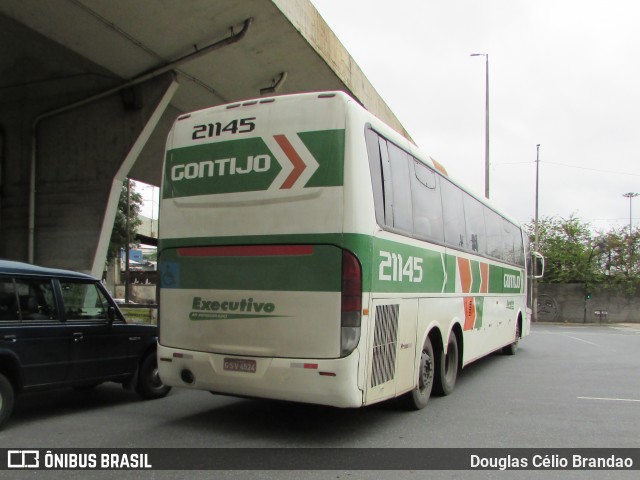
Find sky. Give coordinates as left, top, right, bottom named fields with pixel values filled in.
left=310, top=0, right=640, bottom=232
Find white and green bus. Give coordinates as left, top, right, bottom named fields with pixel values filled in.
left=157, top=91, right=541, bottom=409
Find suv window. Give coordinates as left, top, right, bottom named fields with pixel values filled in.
left=0, top=277, right=57, bottom=321
left=0, top=279, right=18, bottom=321
left=60, top=281, right=110, bottom=321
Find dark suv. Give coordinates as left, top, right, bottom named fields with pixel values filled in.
left=0, top=260, right=170, bottom=429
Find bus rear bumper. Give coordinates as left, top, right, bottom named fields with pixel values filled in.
left=157, top=345, right=364, bottom=408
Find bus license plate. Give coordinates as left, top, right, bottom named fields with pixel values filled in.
left=223, top=358, right=256, bottom=373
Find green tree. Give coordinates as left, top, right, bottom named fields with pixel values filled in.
left=527, top=215, right=640, bottom=295
left=107, top=181, right=143, bottom=264
left=594, top=226, right=640, bottom=294
left=527, top=215, right=599, bottom=285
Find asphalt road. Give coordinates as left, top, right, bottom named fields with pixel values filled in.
left=2, top=323, right=639, bottom=479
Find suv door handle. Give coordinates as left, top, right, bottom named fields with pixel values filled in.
left=3, top=335, right=17, bottom=343
left=73, top=332, right=84, bottom=342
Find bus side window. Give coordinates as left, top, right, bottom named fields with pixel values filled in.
left=514, top=226, right=525, bottom=266
left=485, top=209, right=503, bottom=260
left=503, top=219, right=524, bottom=266
left=378, top=137, right=394, bottom=227
left=365, top=129, right=386, bottom=227
left=386, top=141, right=413, bottom=233
left=463, top=195, right=487, bottom=254
left=411, top=160, right=444, bottom=242
left=441, top=178, right=467, bottom=249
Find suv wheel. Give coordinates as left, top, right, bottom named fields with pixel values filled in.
left=0, top=373, right=15, bottom=430
left=135, top=353, right=171, bottom=400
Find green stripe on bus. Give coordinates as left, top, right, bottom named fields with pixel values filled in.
left=444, top=255, right=457, bottom=294
left=163, top=137, right=277, bottom=198
left=162, top=129, right=345, bottom=199
left=298, top=129, right=345, bottom=187
left=161, top=244, right=343, bottom=292
left=160, top=233, right=374, bottom=291
left=471, top=260, right=481, bottom=294
left=475, top=297, right=485, bottom=329
left=371, top=238, right=445, bottom=294
left=159, top=233, right=524, bottom=295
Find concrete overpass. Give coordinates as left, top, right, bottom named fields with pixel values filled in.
left=0, top=0, right=410, bottom=276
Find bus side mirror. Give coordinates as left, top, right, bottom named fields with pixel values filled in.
left=532, top=251, right=545, bottom=279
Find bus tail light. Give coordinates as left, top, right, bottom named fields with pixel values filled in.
left=341, top=250, right=362, bottom=357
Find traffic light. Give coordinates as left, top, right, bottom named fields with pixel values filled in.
left=585, top=291, right=592, bottom=300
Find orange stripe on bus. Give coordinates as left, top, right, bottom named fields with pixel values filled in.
left=457, top=257, right=472, bottom=293
left=273, top=134, right=306, bottom=189
left=480, top=262, right=489, bottom=294
left=463, top=297, right=476, bottom=331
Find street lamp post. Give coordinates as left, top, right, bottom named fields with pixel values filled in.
left=533, top=144, right=540, bottom=322
left=623, top=192, right=638, bottom=236
left=534, top=144, right=541, bottom=251
left=623, top=192, right=638, bottom=275
left=471, top=53, right=490, bottom=199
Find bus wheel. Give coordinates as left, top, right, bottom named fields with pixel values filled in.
left=502, top=321, right=520, bottom=356
left=0, top=373, right=15, bottom=430
left=434, top=331, right=459, bottom=396
left=401, top=337, right=434, bottom=410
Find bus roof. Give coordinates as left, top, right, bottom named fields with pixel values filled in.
left=168, top=90, right=524, bottom=229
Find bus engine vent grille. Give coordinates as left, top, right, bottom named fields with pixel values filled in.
left=370, top=304, right=399, bottom=388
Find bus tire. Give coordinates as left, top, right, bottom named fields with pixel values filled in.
left=0, top=372, right=15, bottom=430
left=434, top=331, right=459, bottom=396
left=502, top=320, right=520, bottom=356
left=135, top=353, right=171, bottom=400
left=401, top=337, right=435, bottom=410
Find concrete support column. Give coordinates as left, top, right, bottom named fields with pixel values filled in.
left=91, top=78, right=178, bottom=277
left=32, top=72, right=178, bottom=274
